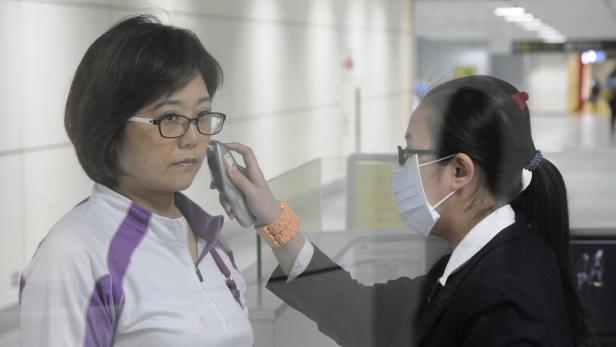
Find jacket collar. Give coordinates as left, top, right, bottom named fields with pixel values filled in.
left=415, top=212, right=530, bottom=344
left=438, top=204, right=515, bottom=286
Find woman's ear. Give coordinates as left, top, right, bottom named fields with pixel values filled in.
left=449, top=153, right=475, bottom=190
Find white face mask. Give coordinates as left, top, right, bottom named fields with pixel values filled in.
left=392, top=154, right=455, bottom=237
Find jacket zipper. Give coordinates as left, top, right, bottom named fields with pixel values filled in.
left=193, top=261, right=230, bottom=330
left=196, top=266, right=204, bottom=282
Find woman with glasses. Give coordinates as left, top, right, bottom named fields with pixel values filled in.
left=221, top=75, right=591, bottom=346
left=19, top=15, right=253, bottom=346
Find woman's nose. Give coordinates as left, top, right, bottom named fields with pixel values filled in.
left=178, top=120, right=202, bottom=146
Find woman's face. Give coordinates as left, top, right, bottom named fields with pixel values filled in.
left=115, top=73, right=212, bottom=195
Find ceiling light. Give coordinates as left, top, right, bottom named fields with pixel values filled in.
left=505, top=13, right=535, bottom=23
left=494, top=7, right=525, bottom=17
left=542, top=27, right=559, bottom=34
left=596, top=51, right=607, bottom=62
left=495, top=6, right=566, bottom=44
left=581, top=50, right=606, bottom=64
left=520, top=20, right=544, bottom=31
left=581, top=50, right=597, bottom=64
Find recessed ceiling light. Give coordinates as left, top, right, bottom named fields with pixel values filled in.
left=494, top=7, right=525, bottom=17
left=505, top=13, right=535, bottom=23
left=495, top=6, right=566, bottom=43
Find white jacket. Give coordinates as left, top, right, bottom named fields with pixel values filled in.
left=19, top=183, right=253, bottom=347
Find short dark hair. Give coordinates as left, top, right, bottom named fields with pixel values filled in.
left=65, top=15, right=223, bottom=188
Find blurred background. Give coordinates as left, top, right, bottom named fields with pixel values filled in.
left=1, top=0, right=615, bottom=346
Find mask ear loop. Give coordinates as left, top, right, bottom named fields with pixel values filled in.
left=420, top=154, right=457, bottom=209
left=418, top=154, right=456, bottom=167
left=432, top=190, right=456, bottom=209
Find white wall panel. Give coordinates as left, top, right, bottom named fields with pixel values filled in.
left=19, top=2, right=111, bottom=149
left=0, top=2, right=23, bottom=153
left=416, top=38, right=490, bottom=84
left=0, top=155, right=23, bottom=308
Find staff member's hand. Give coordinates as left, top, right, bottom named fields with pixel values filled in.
left=220, top=142, right=306, bottom=275
left=218, top=142, right=282, bottom=226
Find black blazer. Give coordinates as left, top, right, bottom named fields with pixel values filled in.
left=266, top=213, right=575, bottom=346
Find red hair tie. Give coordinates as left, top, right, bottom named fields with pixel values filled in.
left=511, top=92, right=529, bottom=110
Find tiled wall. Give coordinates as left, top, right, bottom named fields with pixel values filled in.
left=0, top=0, right=413, bottom=308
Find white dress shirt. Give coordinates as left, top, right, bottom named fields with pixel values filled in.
left=438, top=204, right=515, bottom=286
left=287, top=238, right=315, bottom=282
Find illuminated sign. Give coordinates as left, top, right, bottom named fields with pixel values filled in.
left=513, top=41, right=616, bottom=53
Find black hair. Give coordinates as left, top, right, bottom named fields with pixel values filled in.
left=65, top=15, right=223, bottom=188
left=424, top=75, right=591, bottom=345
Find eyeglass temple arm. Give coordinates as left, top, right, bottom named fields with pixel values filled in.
left=397, top=146, right=433, bottom=155
left=127, top=116, right=156, bottom=124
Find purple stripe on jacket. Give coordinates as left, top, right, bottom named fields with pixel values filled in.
left=83, top=203, right=151, bottom=347
left=174, top=192, right=225, bottom=264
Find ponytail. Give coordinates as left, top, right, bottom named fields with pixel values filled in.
left=511, top=158, right=592, bottom=346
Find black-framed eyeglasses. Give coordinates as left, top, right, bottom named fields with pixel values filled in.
left=397, top=145, right=435, bottom=166
left=128, top=112, right=226, bottom=138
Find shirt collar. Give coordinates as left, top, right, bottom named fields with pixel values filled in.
left=438, top=204, right=515, bottom=286
left=91, top=183, right=224, bottom=244
left=174, top=191, right=224, bottom=243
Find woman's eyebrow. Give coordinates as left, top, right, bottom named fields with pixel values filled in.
left=195, top=96, right=211, bottom=104
left=150, top=96, right=211, bottom=110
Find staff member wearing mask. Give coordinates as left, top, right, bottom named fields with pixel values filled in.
left=19, top=15, right=253, bottom=346
left=221, top=75, right=592, bottom=346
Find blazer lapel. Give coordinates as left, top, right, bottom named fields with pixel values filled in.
left=415, top=214, right=530, bottom=345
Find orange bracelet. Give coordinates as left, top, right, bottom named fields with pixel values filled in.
left=256, top=201, right=300, bottom=249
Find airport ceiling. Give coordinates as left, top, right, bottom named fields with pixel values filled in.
left=414, top=0, right=616, bottom=49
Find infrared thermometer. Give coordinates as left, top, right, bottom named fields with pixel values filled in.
left=207, top=140, right=256, bottom=227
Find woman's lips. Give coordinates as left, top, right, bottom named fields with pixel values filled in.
left=173, top=158, right=197, bottom=167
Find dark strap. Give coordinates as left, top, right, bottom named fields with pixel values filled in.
left=210, top=248, right=243, bottom=308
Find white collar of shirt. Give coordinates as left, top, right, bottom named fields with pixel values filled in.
left=92, top=183, right=188, bottom=241
left=91, top=183, right=222, bottom=245
left=438, top=204, right=515, bottom=286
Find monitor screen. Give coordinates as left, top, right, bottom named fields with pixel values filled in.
left=570, top=235, right=616, bottom=336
